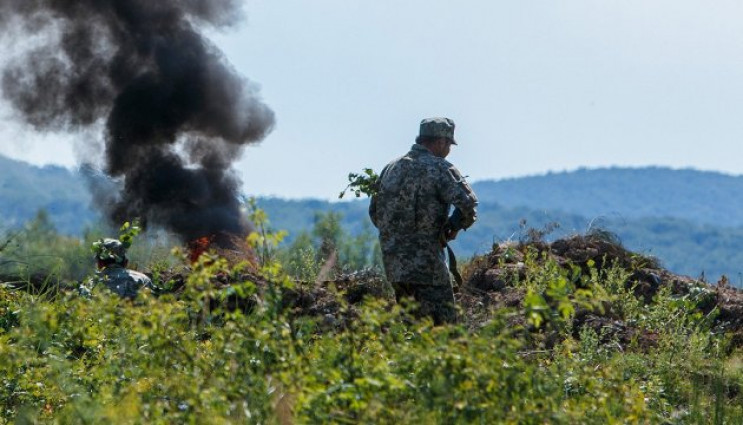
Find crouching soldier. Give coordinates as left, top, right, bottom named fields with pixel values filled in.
left=81, top=238, right=155, bottom=299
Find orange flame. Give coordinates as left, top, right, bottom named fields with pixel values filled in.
left=188, top=236, right=214, bottom=263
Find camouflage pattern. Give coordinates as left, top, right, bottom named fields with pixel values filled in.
left=419, top=117, right=457, bottom=144
left=92, top=238, right=128, bottom=264
left=85, top=265, right=154, bottom=299
left=369, top=142, right=478, bottom=323
left=392, top=282, right=457, bottom=325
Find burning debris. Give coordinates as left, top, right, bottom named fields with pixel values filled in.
left=187, top=235, right=214, bottom=264
left=0, top=0, right=275, bottom=245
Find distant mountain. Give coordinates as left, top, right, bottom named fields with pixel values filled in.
left=258, top=197, right=743, bottom=284
left=1, top=154, right=742, bottom=282
left=472, top=167, right=743, bottom=227
left=0, top=155, right=97, bottom=234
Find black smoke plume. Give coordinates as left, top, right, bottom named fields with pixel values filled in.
left=0, top=0, right=275, bottom=243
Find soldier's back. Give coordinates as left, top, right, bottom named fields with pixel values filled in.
left=96, top=266, right=154, bottom=299
left=375, top=145, right=451, bottom=237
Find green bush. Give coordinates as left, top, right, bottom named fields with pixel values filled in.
left=0, top=210, right=741, bottom=423
left=0, top=251, right=740, bottom=423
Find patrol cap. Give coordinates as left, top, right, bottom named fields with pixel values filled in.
left=419, top=117, right=457, bottom=145
left=92, top=238, right=128, bottom=264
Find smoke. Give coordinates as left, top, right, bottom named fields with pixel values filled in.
left=0, top=0, right=275, bottom=242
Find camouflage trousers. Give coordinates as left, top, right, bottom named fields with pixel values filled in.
left=392, top=282, right=458, bottom=325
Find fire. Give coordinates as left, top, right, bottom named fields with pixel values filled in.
left=188, top=236, right=214, bottom=263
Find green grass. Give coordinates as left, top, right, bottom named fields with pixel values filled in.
left=0, top=251, right=740, bottom=424
left=0, top=209, right=741, bottom=423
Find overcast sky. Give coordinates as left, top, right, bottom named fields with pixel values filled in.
left=2, top=0, right=743, bottom=199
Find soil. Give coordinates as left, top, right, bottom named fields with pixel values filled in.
left=457, top=232, right=743, bottom=348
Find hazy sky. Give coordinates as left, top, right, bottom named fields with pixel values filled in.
left=2, top=0, right=743, bottom=199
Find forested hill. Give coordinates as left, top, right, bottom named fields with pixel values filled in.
left=0, top=155, right=96, bottom=234
left=1, top=154, right=743, bottom=282
left=472, top=167, right=743, bottom=227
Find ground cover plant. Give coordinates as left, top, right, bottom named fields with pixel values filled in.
left=0, top=211, right=742, bottom=423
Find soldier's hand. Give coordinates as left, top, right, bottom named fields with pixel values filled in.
left=443, top=227, right=459, bottom=242
left=440, top=222, right=459, bottom=247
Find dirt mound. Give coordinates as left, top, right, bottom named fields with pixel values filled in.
left=460, top=231, right=743, bottom=347
left=153, top=265, right=389, bottom=330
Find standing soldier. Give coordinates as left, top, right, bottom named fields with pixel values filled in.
left=369, top=117, right=478, bottom=325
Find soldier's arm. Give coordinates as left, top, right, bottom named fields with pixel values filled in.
left=439, top=164, right=478, bottom=231
left=369, top=194, right=379, bottom=228
left=368, top=165, right=387, bottom=228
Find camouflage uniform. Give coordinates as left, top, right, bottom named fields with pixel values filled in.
left=88, top=265, right=154, bottom=299
left=82, top=238, right=155, bottom=299
left=369, top=118, right=478, bottom=324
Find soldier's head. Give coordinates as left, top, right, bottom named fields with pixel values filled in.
left=92, top=238, right=129, bottom=269
left=416, top=117, right=457, bottom=159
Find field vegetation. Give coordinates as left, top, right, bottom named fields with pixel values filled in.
left=0, top=203, right=742, bottom=423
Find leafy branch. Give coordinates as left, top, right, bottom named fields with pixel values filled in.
left=118, top=219, right=142, bottom=249
left=338, top=168, right=379, bottom=199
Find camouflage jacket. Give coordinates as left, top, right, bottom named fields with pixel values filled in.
left=85, top=265, right=155, bottom=299
left=369, top=144, right=478, bottom=286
